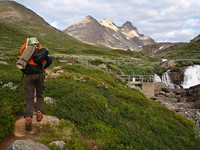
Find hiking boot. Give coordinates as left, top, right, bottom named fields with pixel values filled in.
left=25, top=117, right=32, bottom=131
left=36, top=111, right=43, bottom=122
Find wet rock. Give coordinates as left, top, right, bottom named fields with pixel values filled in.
left=153, top=83, right=200, bottom=130
left=166, top=92, right=175, bottom=98
left=168, top=71, right=184, bottom=85
left=8, top=139, right=49, bottom=150
left=185, top=84, right=200, bottom=103
left=161, top=87, right=171, bottom=93
left=154, top=82, right=168, bottom=96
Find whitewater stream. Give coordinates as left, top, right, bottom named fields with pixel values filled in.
left=154, top=65, right=200, bottom=89
left=182, top=65, right=200, bottom=89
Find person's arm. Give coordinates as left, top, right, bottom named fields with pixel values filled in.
left=43, top=55, right=52, bottom=69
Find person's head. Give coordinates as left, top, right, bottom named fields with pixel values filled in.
left=27, top=37, right=39, bottom=48
left=28, top=37, right=39, bottom=45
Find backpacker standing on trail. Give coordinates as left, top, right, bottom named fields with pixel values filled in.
left=17, top=37, right=52, bottom=131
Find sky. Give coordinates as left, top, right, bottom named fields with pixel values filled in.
left=14, top=0, right=200, bottom=42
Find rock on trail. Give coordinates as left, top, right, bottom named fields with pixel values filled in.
left=14, top=115, right=60, bottom=137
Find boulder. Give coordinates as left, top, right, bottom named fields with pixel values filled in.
left=44, top=97, right=56, bottom=106
left=185, top=84, right=200, bottom=103
left=126, top=82, right=142, bottom=91
left=154, top=82, right=168, bottom=96
left=168, top=71, right=184, bottom=85
left=8, top=139, right=49, bottom=150
left=161, top=60, right=176, bottom=69
left=14, top=115, right=60, bottom=137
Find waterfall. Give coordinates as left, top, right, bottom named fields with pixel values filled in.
left=161, top=71, right=175, bottom=88
left=154, top=74, right=161, bottom=82
left=154, top=73, right=176, bottom=88
left=182, top=65, right=200, bottom=89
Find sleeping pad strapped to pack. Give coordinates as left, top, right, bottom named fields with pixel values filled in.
left=16, top=45, right=37, bottom=69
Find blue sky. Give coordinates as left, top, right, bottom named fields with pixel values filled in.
left=15, top=0, right=200, bottom=42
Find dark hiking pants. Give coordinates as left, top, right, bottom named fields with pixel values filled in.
left=24, top=73, right=45, bottom=118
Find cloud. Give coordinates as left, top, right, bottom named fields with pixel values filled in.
left=15, top=0, right=200, bottom=42
left=50, top=20, right=58, bottom=28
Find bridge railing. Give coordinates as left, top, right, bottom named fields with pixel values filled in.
left=118, top=75, right=154, bottom=82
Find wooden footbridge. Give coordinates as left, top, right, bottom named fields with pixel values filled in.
left=118, top=75, right=155, bottom=98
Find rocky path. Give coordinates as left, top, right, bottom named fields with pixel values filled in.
left=0, top=67, right=63, bottom=150
left=0, top=114, right=60, bottom=150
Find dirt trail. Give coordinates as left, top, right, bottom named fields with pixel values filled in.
left=0, top=131, right=41, bottom=150
left=0, top=115, right=59, bottom=150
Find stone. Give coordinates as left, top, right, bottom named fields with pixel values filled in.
left=8, top=139, right=49, bottom=150
left=14, top=115, right=60, bottom=137
left=44, top=97, right=56, bottom=106
left=154, top=82, right=168, bottom=96
left=126, top=82, right=142, bottom=91
left=161, top=87, right=171, bottom=93
left=50, top=141, right=65, bottom=149
left=52, top=66, right=62, bottom=72
left=45, top=66, right=68, bottom=78
left=154, top=83, right=200, bottom=130
left=161, top=60, right=176, bottom=69
left=166, top=92, right=175, bottom=98
left=45, top=69, right=60, bottom=78
left=97, top=64, right=108, bottom=72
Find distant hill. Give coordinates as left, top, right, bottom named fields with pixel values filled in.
left=141, top=33, right=200, bottom=55
left=64, top=16, right=155, bottom=50
left=190, top=34, right=200, bottom=43
left=0, top=1, right=113, bottom=55
left=141, top=42, right=186, bottom=54
left=0, top=1, right=59, bottom=32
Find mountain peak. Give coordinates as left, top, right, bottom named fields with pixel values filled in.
left=65, top=16, right=155, bottom=50
left=86, top=15, right=95, bottom=20
left=73, top=15, right=98, bottom=25
left=100, top=18, right=119, bottom=31
left=121, top=21, right=137, bottom=30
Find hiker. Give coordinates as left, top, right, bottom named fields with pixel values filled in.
left=18, top=37, right=52, bottom=130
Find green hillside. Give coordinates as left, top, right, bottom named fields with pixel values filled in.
left=158, top=42, right=200, bottom=67
left=0, top=21, right=200, bottom=149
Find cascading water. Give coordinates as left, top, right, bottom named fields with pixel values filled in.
left=154, top=74, right=161, bottom=82
left=161, top=71, right=175, bottom=88
left=182, top=65, right=200, bottom=89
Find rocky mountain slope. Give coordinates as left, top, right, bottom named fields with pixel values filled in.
left=141, top=42, right=187, bottom=54
left=141, top=34, right=200, bottom=55
left=190, top=34, right=200, bottom=43
left=64, top=16, right=155, bottom=50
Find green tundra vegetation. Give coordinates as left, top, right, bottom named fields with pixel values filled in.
left=0, top=22, right=200, bottom=149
